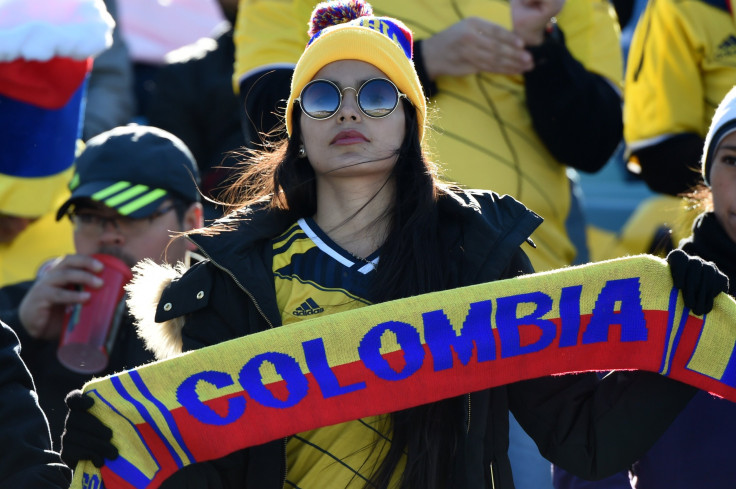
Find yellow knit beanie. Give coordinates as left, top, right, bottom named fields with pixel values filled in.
left=286, top=0, right=426, bottom=141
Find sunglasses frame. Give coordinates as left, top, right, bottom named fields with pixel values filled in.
left=296, top=78, right=408, bottom=121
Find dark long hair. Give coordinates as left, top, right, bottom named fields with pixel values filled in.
left=215, top=100, right=461, bottom=489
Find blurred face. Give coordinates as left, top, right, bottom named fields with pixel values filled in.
left=0, top=214, right=37, bottom=244
left=711, top=131, right=736, bottom=242
left=70, top=199, right=200, bottom=267
left=298, top=60, right=406, bottom=183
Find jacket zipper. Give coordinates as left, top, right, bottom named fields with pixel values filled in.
left=467, top=394, right=471, bottom=434
left=187, top=237, right=274, bottom=329
left=282, top=437, right=288, bottom=488
left=466, top=393, right=495, bottom=488
left=187, top=237, right=287, bottom=483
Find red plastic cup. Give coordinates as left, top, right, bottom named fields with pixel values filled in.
left=57, top=254, right=132, bottom=374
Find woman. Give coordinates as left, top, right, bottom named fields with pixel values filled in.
left=554, top=85, right=736, bottom=489
left=61, top=1, right=724, bottom=488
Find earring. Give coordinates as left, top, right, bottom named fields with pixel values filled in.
left=297, top=145, right=307, bottom=159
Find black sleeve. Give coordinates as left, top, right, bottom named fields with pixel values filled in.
left=501, top=246, right=536, bottom=279
left=413, top=40, right=439, bottom=99
left=0, top=281, right=37, bottom=348
left=147, top=61, right=206, bottom=170
left=0, top=322, right=71, bottom=488
left=147, top=33, right=246, bottom=203
left=629, top=133, right=704, bottom=196
left=509, top=370, right=697, bottom=480
left=524, top=25, right=623, bottom=173
left=238, top=68, right=294, bottom=149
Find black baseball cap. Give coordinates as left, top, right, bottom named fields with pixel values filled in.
left=56, top=125, right=200, bottom=220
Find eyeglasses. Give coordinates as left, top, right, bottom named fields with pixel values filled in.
left=295, top=78, right=408, bottom=120
left=68, top=204, right=176, bottom=237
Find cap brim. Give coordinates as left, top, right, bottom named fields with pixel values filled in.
left=56, top=180, right=169, bottom=220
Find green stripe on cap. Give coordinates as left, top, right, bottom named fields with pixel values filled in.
left=117, top=188, right=168, bottom=215
left=92, top=181, right=132, bottom=200
left=69, top=173, right=80, bottom=191
left=103, top=184, right=150, bottom=207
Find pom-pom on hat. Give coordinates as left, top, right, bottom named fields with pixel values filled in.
left=702, top=85, right=736, bottom=186
left=286, top=0, right=426, bottom=141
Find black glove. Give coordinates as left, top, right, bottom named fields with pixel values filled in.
left=60, top=389, right=118, bottom=469
left=667, top=249, right=729, bottom=316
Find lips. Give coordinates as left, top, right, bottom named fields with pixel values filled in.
left=331, top=130, right=369, bottom=145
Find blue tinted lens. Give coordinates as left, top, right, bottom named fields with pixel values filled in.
left=300, top=81, right=341, bottom=119
left=358, top=79, right=399, bottom=117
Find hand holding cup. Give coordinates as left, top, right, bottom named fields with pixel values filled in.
left=56, top=254, right=132, bottom=374
left=19, top=254, right=105, bottom=340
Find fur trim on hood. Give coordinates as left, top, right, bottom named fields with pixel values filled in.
left=126, top=259, right=188, bottom=360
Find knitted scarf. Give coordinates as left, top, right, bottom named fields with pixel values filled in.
left=69, top=255, right=736, bottom=489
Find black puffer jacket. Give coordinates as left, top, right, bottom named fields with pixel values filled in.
left=0, top=322, right=71, bottom=488
left=132, top=189, right=695, bottom=489
left=0, top=284, right=155, bottom=451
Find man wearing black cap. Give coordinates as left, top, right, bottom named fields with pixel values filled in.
left=0, top=124, right=203, bottom=450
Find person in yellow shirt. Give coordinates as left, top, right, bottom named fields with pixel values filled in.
left=624, top=0, right=736, bottom=197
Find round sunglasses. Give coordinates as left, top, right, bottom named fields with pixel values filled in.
left=296, top=78, right=408, bottom=120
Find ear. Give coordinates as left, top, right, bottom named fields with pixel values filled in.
left=182, top=202, right=204, bottom=251
left=183, top=202, right=204, bottom=232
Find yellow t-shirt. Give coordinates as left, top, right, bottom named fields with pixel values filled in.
left=0, top=201, right=74, bottom=287
left=273, top=218, right=404, bottom=488
left=624, top=0, right=736, bottom=152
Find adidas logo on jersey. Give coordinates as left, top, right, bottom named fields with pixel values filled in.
left=717, top=34, right=736, bottom=58
left=293, top=298, right=325, bottom=317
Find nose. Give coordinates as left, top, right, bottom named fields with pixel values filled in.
left=337, top=88, right=361, bottom=122
left=98, top=219, right=124, bottom=246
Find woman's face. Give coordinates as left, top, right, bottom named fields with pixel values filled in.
left=711, top=131, right=736, bottom=242
left=299, top=60, right=406, bottom=183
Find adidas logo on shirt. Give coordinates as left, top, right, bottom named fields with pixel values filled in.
left=293, top=298, right=325, bottom=317
left=717, top=34, right=736, bottom=58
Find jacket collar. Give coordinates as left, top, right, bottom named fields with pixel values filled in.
left=437, top=188, right=542, bottom=282
left=187, top=189, right=542, bottom=304
left=188, top=201, right=297, bottom=263
left=187, top=201, right=299, bottom=324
